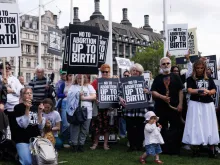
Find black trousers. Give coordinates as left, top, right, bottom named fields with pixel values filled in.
left=126, top=116, right=145, bottom=149
left=156, top=106, right=184, bottom=154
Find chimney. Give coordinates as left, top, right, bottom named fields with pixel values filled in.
left=90, top=0, right=105, bottom=20
left=120, top=8, right=132, bottom=27
left=73, top=7, right=81, bottom=24
left=143, top=15, right=153, bottom=32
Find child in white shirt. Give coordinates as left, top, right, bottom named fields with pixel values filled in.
left=139, top=111, right=164, bottom=164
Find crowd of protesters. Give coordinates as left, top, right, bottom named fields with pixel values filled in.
left=0, top=51, right=220, bottom=165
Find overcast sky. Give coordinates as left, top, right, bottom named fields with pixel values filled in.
left=18, top=0, right=220, bottom=63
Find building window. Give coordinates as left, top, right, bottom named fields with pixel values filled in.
left=44, top=46, right=47, bottom=54
left=26, top=45, right=31, bottom=53
left=21, top=44, right=24, bottom=52
left=44, top=34, right=47, bottom=42
left=25, top=22, right=29, bottom=28
left=10, top=57, right=14, bottom=66
left=21, top=57, right=23, bottom=67
left=33, top=46, right=38, bottom=54
left=34, top=35, right=38, bottom=40
left=26, top=73, right=31, bottom=83
left=26, top=33, right=29, bottom=39
left=34, top=59, right=38, bottom=67
left=48, top=61, right=52, bottom=69
left=26, top=59, right=31, bottom=67
left=32, top=23, right=37, bottom=30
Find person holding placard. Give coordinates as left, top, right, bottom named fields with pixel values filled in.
left=119, top=63, right=149, bottom=152
left=90, top=64, right=118, bottom=150
left=182, top=60, right=219, bottom=158
left=68, top=74, right=96, bottom=152
left=151, top=57, right=184, bottom=155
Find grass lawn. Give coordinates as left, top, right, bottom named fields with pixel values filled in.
left=0, top=139, right=219, bottom=165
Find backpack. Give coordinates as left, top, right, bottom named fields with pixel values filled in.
left=30, top=137, right=58, bottom=165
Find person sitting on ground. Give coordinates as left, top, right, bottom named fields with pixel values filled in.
left=10, top=87, right=45, bottom=165
left=42, top=98, right=62, bottom=150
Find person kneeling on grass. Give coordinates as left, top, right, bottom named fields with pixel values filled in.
left=139, top=111, right=164, bottom=164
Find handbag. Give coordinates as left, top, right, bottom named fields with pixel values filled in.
left=66, top=86, right=88, bottom=125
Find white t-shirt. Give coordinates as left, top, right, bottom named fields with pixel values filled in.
left=70, top=84, right=96, bottom=119
left=42, top=111, right=61, bottom=137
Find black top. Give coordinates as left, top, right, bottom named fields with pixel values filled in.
left=11, top=103, right=41, bottom=144
left=151, top=73, right=184, bottom=108
left=187, top=76, right=216, bottom=103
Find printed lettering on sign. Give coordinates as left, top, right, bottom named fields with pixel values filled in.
left=0, top=3, right=21, bottom=57
left=29, top=112, right=38, bottom=125
left=121, top=76, right=148, bottom=109
left=167, top=24, right=188, bottom=56
left=188, top=28, right=198, bottom=56
left=69, top=31, right=98, bottom=66
left=98, top=78, right=119, bottom=109
left=98, top=31, right=109, bottom=67
left=48, top=26, right=62, bottom=56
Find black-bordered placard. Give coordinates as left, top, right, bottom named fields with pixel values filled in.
left=98, top=78, right=119, bottom=109
left=68, top=24, right=100, bottom=74
left=121, top=76, right=148, bottom=109
left=48, top=26, right=62, bottom=56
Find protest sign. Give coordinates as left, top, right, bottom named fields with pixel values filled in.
left=68, top=24, right=100, bottom=74
left=143, top=72, right=150, bottom=87
left=121, top=76, right=148, bottom=109
left=188, top=28, right=198, bottom=56
left=98, top=78, right=119, bottom=109
left=206, top=55, right=218, bottom=79
left=115, top=57, right=132, bottom=70
left=167, top=24, right=188, bottom=56
left=98, top=31, right=109, bottom=67
left=62, top=29, right=69, bottom=72
left=213, top=80, right=220, bottom=108
left=48, top=26, right=62, bottom=56
left=175, top=55, right=199, bottom=64
left=0, top=3, right=21, bottom=57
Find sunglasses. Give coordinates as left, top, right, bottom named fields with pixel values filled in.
left=124, top=75, right=129, bottom=77
left=162, top=62, right=170, bottom=66
left=101, top=71, right=109, bottom=74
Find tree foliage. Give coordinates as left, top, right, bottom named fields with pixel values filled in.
left=131, top=41, right=175, bottom=77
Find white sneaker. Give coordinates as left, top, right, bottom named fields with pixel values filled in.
left=63, top=144, right=71, bottom=148
left=182, top=145, right=191, bottom=150
left=127, top=141, right=130, bottom=147
left=215, top=146, right=220, bottom=154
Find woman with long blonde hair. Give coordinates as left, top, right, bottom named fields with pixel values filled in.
left=182, top=60, right=219, bottom=157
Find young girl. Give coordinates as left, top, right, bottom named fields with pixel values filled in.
left=139, top=111, right=164, bottom=164
left=42, top=98, right=62, bottom=149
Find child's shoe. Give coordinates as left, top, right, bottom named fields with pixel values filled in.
left=139, top=156, right=146, bottom=164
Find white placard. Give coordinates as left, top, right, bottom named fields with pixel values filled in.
left=143, top=72, right=150, bottom=87
left=0, top=3, right=21, bottom=57
left=115, top=57, right=132, bottom=70
left=188, top=28, right=198, bottom=56
left=167, top=24, right=188, bottom=56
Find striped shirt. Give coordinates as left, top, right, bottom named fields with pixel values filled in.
left=28, top=77, right=48, bottom=103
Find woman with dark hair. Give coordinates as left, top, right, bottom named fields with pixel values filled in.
left=90, top=64, right=118, bottom=150
left=10, top=87, right=45, bottom=165
left=42, top=98, right=62, bottom=150
left=182, top=60, right=219, bottom=157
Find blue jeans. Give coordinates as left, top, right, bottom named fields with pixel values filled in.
left=16, top=143, right=32, bottom=165
left=119, top=117, right=126, bottom=137
left=61, top=99, right=70, bottom=133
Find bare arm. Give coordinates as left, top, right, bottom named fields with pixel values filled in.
left=52, top=122, right=60, bottom=132
left=179, top=90, right=183, bottom=106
